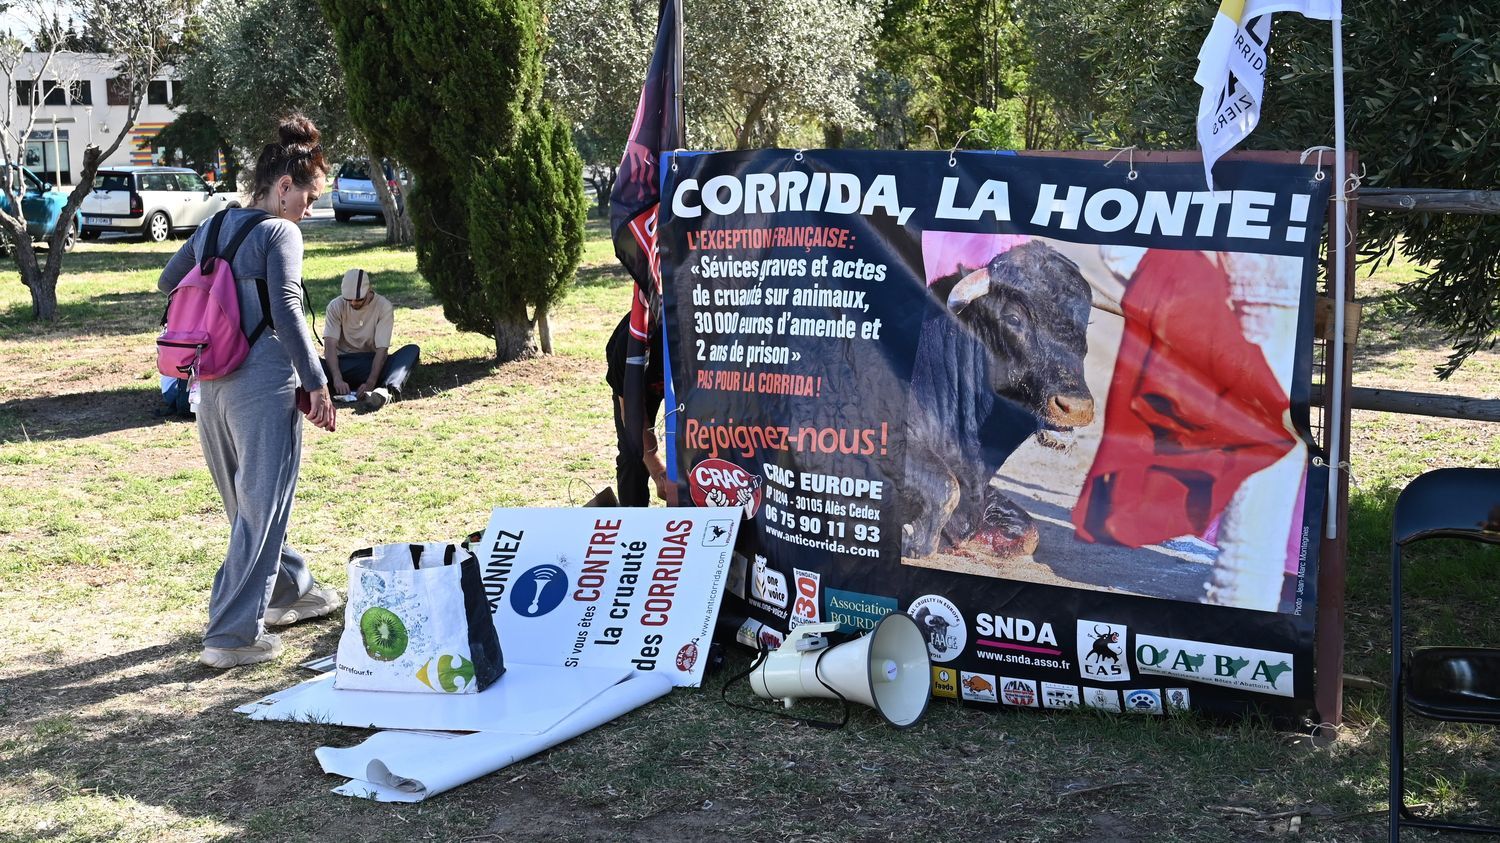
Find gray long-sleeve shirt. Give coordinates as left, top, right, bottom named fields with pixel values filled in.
left=157, top=209, right=326, bottom=390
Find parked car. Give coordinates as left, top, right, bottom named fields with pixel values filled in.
left=332, top=159, right=402, bottom=223
left=0, top=165, right=83, bottom=253
left=80, top=166, right=239, bottom=243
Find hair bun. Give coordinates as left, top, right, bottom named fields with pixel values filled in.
left=277, top=114, right=320, bottom=147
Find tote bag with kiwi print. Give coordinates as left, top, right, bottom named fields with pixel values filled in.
left=335, top=542, right=505, bottom=693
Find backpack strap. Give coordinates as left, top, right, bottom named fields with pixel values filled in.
left=198, top=210, right=231, bottom=271
left=246, top=278, right=275, bottom=346
left=217, top=208, right=275, bottom=266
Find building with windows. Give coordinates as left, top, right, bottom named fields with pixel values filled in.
left=7, top=52, right=183, bottom=186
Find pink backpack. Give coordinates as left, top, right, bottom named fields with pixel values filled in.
left=157, top=210, right=274, bottom=380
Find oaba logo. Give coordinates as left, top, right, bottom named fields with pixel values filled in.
left=510, top=564, right=568, bottom=617
left=689, top=458, right=763, bottom=518
left=959, top=671, right=998, bottom=703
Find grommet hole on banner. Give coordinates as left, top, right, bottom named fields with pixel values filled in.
left=1300, top=145, right=1331, bottom=182
left=947, top=128, right=979, bottom=168
left=649, top=403, right=686, bottom=455
left=1104, top=145, right=1139, bottom=181
left=1299, top=146, right=1360, bottom=249
left=793, top=149, right=804, bottom=163
left=1312, top=456, right=1357, bottom=489
left=670, top=147, right=685, bottom=172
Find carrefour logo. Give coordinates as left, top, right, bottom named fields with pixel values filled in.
left=510, top=564, right=569, bottom=617
left=1134, top=635, right=1295, bottom=698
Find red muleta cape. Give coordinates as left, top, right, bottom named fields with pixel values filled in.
left=1073, top=249, right=1296, bottom=548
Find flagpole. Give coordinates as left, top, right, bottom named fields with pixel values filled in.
left=1325, top=12, right=1347, bottom=540
left=672, top=0, right=684, bottom=131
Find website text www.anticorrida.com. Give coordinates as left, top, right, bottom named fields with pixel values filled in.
left=765, top=524, right=881, bottom=559
left=978, top=650, right=1072, bottom=671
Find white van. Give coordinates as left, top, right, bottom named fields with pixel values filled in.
left=81, top=166, right=240, bottom=242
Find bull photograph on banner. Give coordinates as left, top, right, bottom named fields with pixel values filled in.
left=659, top=149, right=1333, bottom=722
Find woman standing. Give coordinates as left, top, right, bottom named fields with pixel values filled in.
left=158, top=115, right=341, bottom=668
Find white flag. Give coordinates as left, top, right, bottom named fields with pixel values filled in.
left=1194, top=1, right=1342, bottom=190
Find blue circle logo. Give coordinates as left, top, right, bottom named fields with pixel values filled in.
left=511, top=564, right=568, bottom=617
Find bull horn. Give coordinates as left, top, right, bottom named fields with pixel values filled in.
left=946, top=266, right=991, bottom=313
left=1089, top=286, right=1124, bottom=318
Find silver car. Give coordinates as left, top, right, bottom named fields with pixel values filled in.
left=80, top=166, right=239, bottom=242
left=332, top=159, right=401, bottom=223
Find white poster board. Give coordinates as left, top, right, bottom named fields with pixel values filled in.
left=475, top=507, right=741, bottom=686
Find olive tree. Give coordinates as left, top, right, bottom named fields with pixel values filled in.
left=544, top=0, right=654, bottom=213
left=546, top=0, right=878, bottom=153
left=179, top=0, right=412, bottom=244
left=1, top=0, right=189, bottom=321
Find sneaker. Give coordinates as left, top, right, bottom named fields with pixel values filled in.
left=264, top=584, right=343, bottom=627
left=200, top=633, right=283, bottom=669
left=361, top=387, right=391, bottom=411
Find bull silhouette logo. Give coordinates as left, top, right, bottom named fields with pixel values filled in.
left=1076, top=619, right=1130, bottom=682
left=1088, top=625, right=1122, bottom=665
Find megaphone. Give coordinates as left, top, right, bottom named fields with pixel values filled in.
left=749, top=613, right=931, bottom=728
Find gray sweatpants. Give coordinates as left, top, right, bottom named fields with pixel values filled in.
left=196, top=341, right=317, bottom=648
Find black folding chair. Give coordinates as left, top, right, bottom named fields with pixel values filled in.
left=1389, top=467, right=1500, bottom=840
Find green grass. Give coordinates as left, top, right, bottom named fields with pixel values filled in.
left=0, top=219, right=1495, bottom=841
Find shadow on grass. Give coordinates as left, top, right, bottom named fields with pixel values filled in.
left=0, top=349, right=498, bottom=445
left=402, top=353, right=501, bottom=398
left=0, top=270, right=432, bottom=344
left=53, top=247, right=180, bottom=275
left=0, top=624, right=369, bottom=836
left=1350, top=290, right=1457, bottom=376
left=0, top=385, right=177, bottom=444
left=0, top=289, right=162, bottom=340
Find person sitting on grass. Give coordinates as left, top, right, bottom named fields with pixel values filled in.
left=322, top=268, right=421, bottom=411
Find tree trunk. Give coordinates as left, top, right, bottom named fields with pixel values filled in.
left=11, top=238, right=55, bottom=320
left=591, top=167, right=615, bottom=217
left=365, top=136, right=413, bottom=246
left=536, top=303, right=552, bottom=355
left=492, top=301, right=538, bottom=362
left=736, top=91, right=772, bottom=150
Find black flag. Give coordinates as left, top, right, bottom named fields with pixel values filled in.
left=609, top=0, right=684, bottom=490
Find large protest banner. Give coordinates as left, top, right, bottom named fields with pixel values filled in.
left=659, top=149, right=1334, bottom=722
